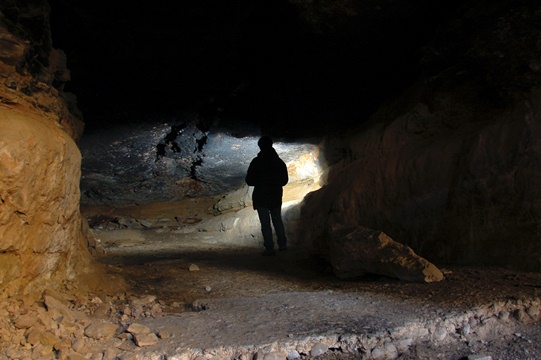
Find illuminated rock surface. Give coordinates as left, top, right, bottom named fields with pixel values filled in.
left=0, top=1, right=93, bottom=295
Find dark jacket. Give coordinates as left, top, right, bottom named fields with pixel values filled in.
left=245, top=147, right=288, bottom=209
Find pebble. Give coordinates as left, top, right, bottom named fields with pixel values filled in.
left=189, top=264, right=200, bottom=271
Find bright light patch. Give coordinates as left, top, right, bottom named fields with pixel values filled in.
left=286, top=151, right=321, bottom=184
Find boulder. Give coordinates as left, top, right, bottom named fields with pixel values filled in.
left=0, top=0, right=93, bottom=296
left=0, top=106, right=91, bottom=295
left=329, top=226, right=444, bottom=283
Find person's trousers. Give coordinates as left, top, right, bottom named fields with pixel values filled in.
left=256, top=207, right=287, bottom=249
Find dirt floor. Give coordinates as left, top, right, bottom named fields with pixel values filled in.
left=81, top=198, right=541, bottom=359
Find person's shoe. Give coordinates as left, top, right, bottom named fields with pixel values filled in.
left=262, top=249, right=276, bottom=256
left=278, top=245, right=287, bottom=251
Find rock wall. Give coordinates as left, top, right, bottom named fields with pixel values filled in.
left=300, top=85, right=541, bottom=271
left=0, top=0, right=93, bottom=295
left=299, top=2, right=541, bottom=271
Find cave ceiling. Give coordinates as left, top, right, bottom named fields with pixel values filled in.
left=47, top=0, right=468, bottom=136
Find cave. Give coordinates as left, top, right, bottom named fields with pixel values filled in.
left=1, top=0, right=541, bottom=358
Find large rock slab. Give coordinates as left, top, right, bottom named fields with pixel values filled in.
left=329, top=226, right=444, bottom=283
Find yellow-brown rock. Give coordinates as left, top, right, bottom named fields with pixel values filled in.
left=0, top=105, right=91, bottom=295
left=0, top=1, right=94, bottom=296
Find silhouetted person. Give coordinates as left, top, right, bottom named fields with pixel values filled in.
left=245, top=136, right=289, bottom=256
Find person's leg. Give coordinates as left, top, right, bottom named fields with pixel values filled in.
left=270, top=207, right=287, bottom=250
left=257, top=208, right=275, bottom=250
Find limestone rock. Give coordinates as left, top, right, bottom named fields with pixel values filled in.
left=44, top=295, right=77, bottom=322
left=212, top=185, right=252, bottom=214
left=329, top=226, right=444, bottom=283
left=0, top=106, right=91, bottom=295
left=0, top=2, right=92, bottom=296
left=130, top=295, right=157, bottom=308
left=310, top=343, right=329, bottom=357
left=13, top=313, right=38, bottom=329
left=39, top=331, right=61, bottom=346
left=133, top=332, right=159, bottom=347
left=127, top=323, right=151, bottom=335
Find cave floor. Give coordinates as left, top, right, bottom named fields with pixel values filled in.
left=81, top=199, right=541, bottom=359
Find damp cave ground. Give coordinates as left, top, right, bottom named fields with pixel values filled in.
left=80, top=197, right=541, bottom=359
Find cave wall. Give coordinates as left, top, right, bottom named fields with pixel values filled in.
left=299, top=1, right=541, bottom=271
left=0, top=0, right=92, bottom=295
left=301, top=86, right=541, bottom=270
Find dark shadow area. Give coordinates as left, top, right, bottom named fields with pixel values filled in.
left=95, top=245, right=541, bottom=314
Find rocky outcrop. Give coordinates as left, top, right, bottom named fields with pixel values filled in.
left=299, top=2, right=541, bottom=271
left=0, top=106, right=92, bottom=295
left=301, top=88, right=541, bottom=271
left=0, top=1, right=93, bottom=295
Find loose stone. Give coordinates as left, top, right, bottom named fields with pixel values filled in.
left=84, top=322, right=120, bottom=340
left=286, top=350, right=300, bottom=359
left=433, top=325, right=447, bottom=341
left=310, top=343, right=328, bottom=357
left=189, top=264, right=200, bottom=271
left=133, top=332, right=159, bottom=347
